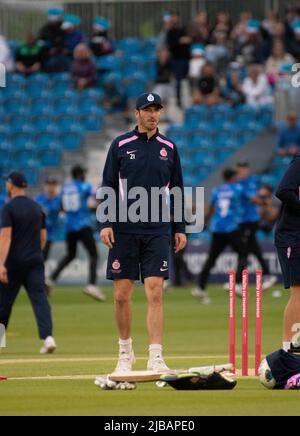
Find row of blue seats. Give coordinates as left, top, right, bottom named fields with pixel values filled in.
left=0, top=149, right=62, bottom=168
left=0, top=131, right=83, bottom=151
left=0, top=114, right=103, bottom=133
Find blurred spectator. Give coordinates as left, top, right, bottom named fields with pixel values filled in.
left=71, top=44, right=96, bottom=90
left=188, top=11, right=210, bottom=44
left=166, top=12, right=192, bottom=107
left=236, top=20, right=267, bottom=65
left=152, top=48, right=173, bottom=109
left=15, top=33, right=43, bottom=75
left=285, top=5, right=300, bottom=40
left=277, top=112, right=300, bottom=157
left=157, top=11, right=173, bottom=50
left=242, top=64, right=273, bottom=108
left=289, top=21, right=300, bottom=61
left=222, top=68, right=246, bottom=107
left=258, top=184, right=280, bottom=235
left=102, top=74, right=127, bottom=112
left=90, top=16, right=113, bottom=57
left=192, top=62, right=220, bottom=106
left=265, top=39, right=294, bottom=85
left=62, top=15, right=85, bottom=56
left=262, top=11, right=281, bottom=36
left=39, top=8, right=69, bottom=72
left=231, top=11, right=253, bottom=47
left=188, top=44, right=206, bottom=89
left=205, top=31, right=232, bottom=70
left=212, top=12, right=232, bottom=36
left=0, top=35, right=14, bottom=72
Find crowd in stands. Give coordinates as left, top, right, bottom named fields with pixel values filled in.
left=0, top=6, right=298, bottom=111
left=154, top=7, right=300, bottom=107
left=0, top=8, right=113, bottom=90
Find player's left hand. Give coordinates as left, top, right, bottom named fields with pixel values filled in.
left=0, top=265, right=8, bottom=284
left=174, top=233, right=187, bottom=254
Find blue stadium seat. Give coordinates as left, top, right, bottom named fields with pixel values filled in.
left=10, top=124, right=34, bottom=135
left=15, top=147, right=37, bottom=167
left=51, top=80, right=70, bottom=94
left=35, top=132, right=58, bottom=150
left=53, top=97, right=77, bottom=114
left=31, top=97, right=53, bottom=113
left=79, top=114, right=103, bottom=131
left=38, top=143, right=62, bottom=167
left=59, top=131, right=83, bottom=150
left=80, top=88, right=106, bottom=101
left=11, top=132, right=33, bottom=150
left=32, top=115, right=54, bottom=131
left=5, top=96, right=27, bottom=114
left=22, top=161, right=40, bottom=185
left=25, top=83, right=52, bottom=98
left=96, top=55, right=122, bottom=71
left=117, top=37, right=141, bottom=54
left=56, top=115, right=78, bottom=131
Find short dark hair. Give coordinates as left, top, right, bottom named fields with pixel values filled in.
left=223, top=168, right=237, bottom=182
left=71, top=165, right=86, bottom=179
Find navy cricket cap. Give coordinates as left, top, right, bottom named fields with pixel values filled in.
left=4, top=171, right=28, bottom=188
left=136, top=93, right=163, bottom=110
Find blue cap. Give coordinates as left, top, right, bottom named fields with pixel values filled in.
left=4, top=171, right=28, bottom=188
left=62, top=14, right=81, bottom=29
left=136, top=93, right=163, bottom=110
left=279, top=63, right=293, bottom=74
left=94, top=16, right=111, bottom=30
left=292, top=20, right=300, bottom=33
left=247, top=19, right=261, bottom=32
left=163, top=11, right=172, bottom=22
left=48, top=8, right=63, bottom=17
left=191, top=43, right=205, bottom=55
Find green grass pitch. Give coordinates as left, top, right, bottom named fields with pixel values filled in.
left=0, top=285, right=299, bottom=416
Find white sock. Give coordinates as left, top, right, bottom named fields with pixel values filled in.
left=283, top=341, right=290, bottom=352
left=119, top=338, right=133, bottom=355
left=149, top=344, right=163, bottom=361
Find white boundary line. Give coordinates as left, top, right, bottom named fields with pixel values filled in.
left=0, top=355, right=256, bottom=365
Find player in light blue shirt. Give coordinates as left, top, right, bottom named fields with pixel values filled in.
left=48, top=166, right=105, bottom=302
left=35, top=178, right=61, bottom=260
left=192, top=169, right=247, bottom=303
left=236, top=161, right=277, bottom=290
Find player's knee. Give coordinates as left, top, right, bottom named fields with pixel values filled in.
left=115, top=290, right=131, bottom=306
left=114, top=282, right=133, bottom=305
left=146, top=281, right=164, bottom=305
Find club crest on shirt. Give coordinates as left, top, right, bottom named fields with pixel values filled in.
left=160, top=148, right=168, bottom=161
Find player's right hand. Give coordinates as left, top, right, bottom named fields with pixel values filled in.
left=0, top=265, right=8, bottom=284
left=100, top=228, right=115, bottom=249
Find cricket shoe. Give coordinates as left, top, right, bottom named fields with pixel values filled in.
left=262, top=275, right=277, bottom=291
left=147, top=356, right=170, bottom=373
left=191, top=287, right=211, bottom=305
left=114, top=351, right=136, bottom=373
left=45, top=278, right=55, bottom=297
left=83, top=285, right=106, bottom=302
left=40, top=336, right=57, bottom=355
left=235, top=284, right=243, bottom=298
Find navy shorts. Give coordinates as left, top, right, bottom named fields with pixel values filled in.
left=276, top=246, right=300, bottom=289
left=107, top=233, right=170, bottom=283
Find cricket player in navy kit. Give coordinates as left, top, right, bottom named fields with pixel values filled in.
left=100, top=93, right=187, bottom=373
left=275, top=154, right=300, bottom=352
left=0, top=172, right=56, bottom=354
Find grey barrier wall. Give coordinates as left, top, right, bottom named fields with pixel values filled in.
left=0, top=0, right=284, bottom=41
